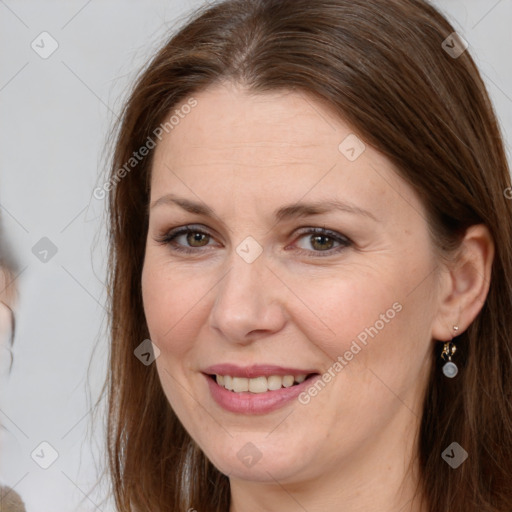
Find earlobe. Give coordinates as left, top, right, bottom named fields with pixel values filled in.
left=431, top=223, right=494, bottom=342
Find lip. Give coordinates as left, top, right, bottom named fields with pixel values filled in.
left=202, top=363, right=318, bottom=379
left=203, top=372, right=321, bottom=415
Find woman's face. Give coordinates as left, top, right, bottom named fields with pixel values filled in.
left=142, top=81, right=445, bottom=486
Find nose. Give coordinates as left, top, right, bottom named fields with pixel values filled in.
left=208, top=249, right=287, bottom=345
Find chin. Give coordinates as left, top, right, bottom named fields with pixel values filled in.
left=201, top=437, right=312, bottom=482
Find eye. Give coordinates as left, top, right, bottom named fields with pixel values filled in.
left=291, top=227, right=352, bottom=256
left=155, top=225, right=217, bottom=254
left=154, top=225, right=352, bottom=257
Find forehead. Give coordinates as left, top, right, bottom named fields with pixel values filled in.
left=150, top=81, right=427, bottom=229
left=156, top=82, right=343, bottom=166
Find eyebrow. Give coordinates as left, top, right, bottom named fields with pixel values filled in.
left=149, top=193, right=378, bottom=222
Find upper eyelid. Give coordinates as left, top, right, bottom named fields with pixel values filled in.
left=164, top=225, right=219, bottom=243
left=161, top=224, right=346, bottom=239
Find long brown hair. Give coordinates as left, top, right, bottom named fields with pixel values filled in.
left=101, top=0, right=512, bottom=510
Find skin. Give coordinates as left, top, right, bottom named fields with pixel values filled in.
left=0, top=269, right=15, bottom=375
left=141, top=80, right=494, bottom=512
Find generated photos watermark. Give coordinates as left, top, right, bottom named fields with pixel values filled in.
left=93, top=97, right=198, bottom=200
left=298, top=301, right=403, bottom=405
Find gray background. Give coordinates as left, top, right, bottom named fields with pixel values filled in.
left=0, top=1, right=510, bottom=510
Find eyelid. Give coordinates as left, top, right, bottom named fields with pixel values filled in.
left=154, top=224, right=218, bottom=251
left=290, top=226, right=352, bottom=256
left=293, top=226, right=351, bottom=244
left=155, top=224, right=352, bottom=256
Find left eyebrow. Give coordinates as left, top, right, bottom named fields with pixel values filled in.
left=150, top=194, right=378, bottom=222
left=274, top=199, right=378, bottom=222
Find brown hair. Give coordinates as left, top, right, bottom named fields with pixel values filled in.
left=101, top=0, right=512, bottom=510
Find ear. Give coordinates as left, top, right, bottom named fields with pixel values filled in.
left=431, top=224, right=494, bottom=342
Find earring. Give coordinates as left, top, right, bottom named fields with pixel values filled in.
left=441, top=326, right=459, bottom=378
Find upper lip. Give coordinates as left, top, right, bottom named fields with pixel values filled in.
left=202, top=364, right=319, bottom=379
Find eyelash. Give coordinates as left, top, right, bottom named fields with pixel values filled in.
left=155, top=224, right=352, bottom=257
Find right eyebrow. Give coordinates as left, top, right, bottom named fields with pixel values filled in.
left=150, top=193, right=378, bottom=222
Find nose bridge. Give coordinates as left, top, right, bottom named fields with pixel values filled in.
left=209, top=246, right=284, bottom=341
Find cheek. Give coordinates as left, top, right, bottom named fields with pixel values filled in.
left=288, top=262, right=433, bottom=389
left=142, top=241, right=434, bottom=382
left=141, top=254, right=213, bottom=355
left=141, top=259, right=199, bottom=414
left=285, top=269, right=400, bottom=358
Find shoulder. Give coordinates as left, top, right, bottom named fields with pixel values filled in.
left=0, top=484, right=26, bottom=512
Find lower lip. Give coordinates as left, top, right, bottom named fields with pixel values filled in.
left=204, top=373, right=320, bottom=414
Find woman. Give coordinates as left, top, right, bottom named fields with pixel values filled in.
left=0, top=232, right=25, bottom=511
left=102, top=0, right=512, bottom=510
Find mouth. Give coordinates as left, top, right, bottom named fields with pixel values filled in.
left=203, top=370, right=322, bottom=414
left=206, top=373, right=320, bottom=393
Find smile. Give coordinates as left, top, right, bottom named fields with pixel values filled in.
left=213, top=374, right=310, bottom=393
left=204, top=372, right=320, bottom=414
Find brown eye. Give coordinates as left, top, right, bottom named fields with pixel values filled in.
left=156, top=226, right=216, bottom=254
left=186, top=231, right=210, bottom=247
left=309, top=234, right=335, bottom=251
left=293, top=227, right=352, bottom=256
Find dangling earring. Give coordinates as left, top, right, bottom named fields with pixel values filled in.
left=441, top=325, right=459, bottom=378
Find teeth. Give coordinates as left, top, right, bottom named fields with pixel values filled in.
left=233, top=377, right=249, bottom=392
left=267, top=375, right=283, bottom=391
left=248, top=376, right=267, bottom=393
left=215, top=374, right=308, bottom=393
left=282, top=375, right=294, bottom=387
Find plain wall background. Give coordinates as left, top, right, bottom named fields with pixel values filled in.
left=0, top=1, right=510, bottom=510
